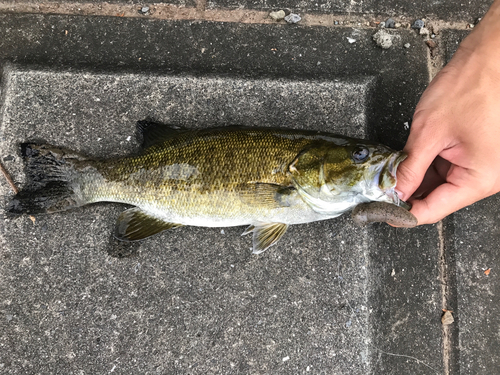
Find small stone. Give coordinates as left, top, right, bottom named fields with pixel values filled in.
left=140, top=6, right=149, bottom=14
left=385, top=18, right=396, bottom=28
left=269, top=10, right=286, bottom=21
left=379, top=21, right=386, bottom=28
left=419, top=27, right=430, bottom=36
left=395, top=22, right=402, bottom=28
left=441, top=310, right=454, bottom=325
left=426, top=40, right=437, bottom=49
left=347, top=37, right=356, bottom=44
left=404, top=43, right=411, bottom=48
left=372, top=30, right=394, bottom=49
left=411, top=19, right=425, bottom=29
left=284, top=13, right=301, bottom=24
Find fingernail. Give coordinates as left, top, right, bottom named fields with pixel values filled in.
left=395, top=189, right=405, bottom=201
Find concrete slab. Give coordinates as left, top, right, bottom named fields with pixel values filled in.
left=0, top=65, right=371, bottom=374
left=0, top=14, right=442, bottom=374
left=207, top=0, right=493, bottom=22
left=451, top=197, right=500, bottom=374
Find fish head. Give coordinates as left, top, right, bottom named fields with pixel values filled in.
left=290, top=140, right=407, bottom=215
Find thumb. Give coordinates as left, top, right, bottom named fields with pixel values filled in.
left=396, top=119, right=446, bottom=201
left=396, top=147, right=439, bottom=202
left=409, top=182, right=482, bottom=224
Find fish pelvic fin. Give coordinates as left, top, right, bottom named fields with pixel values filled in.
left=242, top=222, right=289, bottom=254
left=114, top=207, right=183, bottom=241
left=7, top=144, right=93, bottom=215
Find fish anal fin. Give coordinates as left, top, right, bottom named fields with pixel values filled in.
left=136, top=119, right=188, bottom=149
left=115, top=207, right=183, bottom=241
left=242, top=222, right=289, bottom=254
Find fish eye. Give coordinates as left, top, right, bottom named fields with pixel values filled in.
left=352, top=147, right=369, bottom=163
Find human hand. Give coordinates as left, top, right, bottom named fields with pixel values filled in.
left=395, top=0, right=500, bottom=224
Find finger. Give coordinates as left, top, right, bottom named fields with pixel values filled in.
left=408, top=182, right=482, bottom=225
left=412, top=157, right=450, bottom=199
left=396, top=150, right=440, bottom=201
left=396, top=117, right=449, bottom=201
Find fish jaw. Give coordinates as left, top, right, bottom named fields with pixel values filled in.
left=364, top=151, right=407, bottom=206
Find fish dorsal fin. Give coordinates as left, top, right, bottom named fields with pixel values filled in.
left=241, top=222, right=289, bottom=254
left=136, top=120, right=188, bottom=149
left=115, top=207, right=183, bottom=241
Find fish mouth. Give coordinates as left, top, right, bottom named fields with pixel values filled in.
left=376, top=151, right=409, bottom=208
left=387, top=151, right=407, bottom=181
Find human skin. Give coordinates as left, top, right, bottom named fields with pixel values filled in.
left=395, top=0, right=500, bottom=225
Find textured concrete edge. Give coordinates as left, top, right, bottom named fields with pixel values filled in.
left=0, top=65, right=13, bottom=251
left=0, top=62, right=379, bottom=96
left=0, top=64, right=13, bottom=156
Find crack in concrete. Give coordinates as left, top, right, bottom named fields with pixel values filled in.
left=0, top=2, right=477, bottom=30
left=438, top=220, right=451, bottom=375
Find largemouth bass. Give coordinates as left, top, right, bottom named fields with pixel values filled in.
left=7, top=122, right=410, bottom=253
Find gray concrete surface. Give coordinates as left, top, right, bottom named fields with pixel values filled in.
left=0, top=1, right=498, bottom=374
left=451, top=197, right=500, bottom=374
left=440, top=29, right=500, bottom=375
left=0, top=64, right=440, bottom=374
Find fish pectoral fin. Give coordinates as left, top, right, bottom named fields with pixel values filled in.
left=114, top=207, right=183, bottom=241
left=242, top=222, right=289, bottom=254
left=239, top=183, right=296, bottom=209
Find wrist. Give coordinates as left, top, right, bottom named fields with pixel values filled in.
left=459, top=0, right=500, bottom=57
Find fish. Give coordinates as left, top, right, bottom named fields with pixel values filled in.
left=6, top=121, right=410, bottom=254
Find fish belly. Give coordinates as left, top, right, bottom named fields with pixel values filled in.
left=85, top=177, right=337, bottom=227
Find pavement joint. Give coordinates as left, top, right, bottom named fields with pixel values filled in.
left=0, top=2, right=478, bottom=29
left=438, top=220, right=451, bottom=375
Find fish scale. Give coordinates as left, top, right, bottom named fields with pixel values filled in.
left=88, top=128, right=310, bottom=222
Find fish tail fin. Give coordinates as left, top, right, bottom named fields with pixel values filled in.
left=7, top=144, right=93, bottom=215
